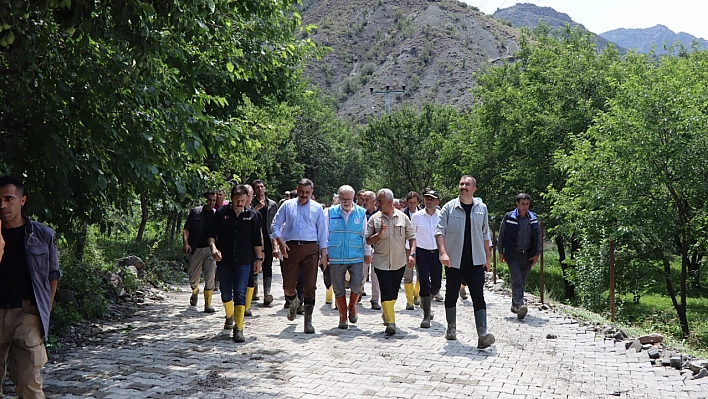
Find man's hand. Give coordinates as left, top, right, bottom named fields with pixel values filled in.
left=499, top=254, right=506, bottom=263
left=407, top=255, right=416, bottom=269
left=0, top=220, right=5, bottom=263
left=439, top=252, right=450, bottom=267
left=364, top=255, right=372, bottom=265
left=484, top=261, right=491, bottom=272
left=211, top=249, right=222, bottom=262
left=183, top=243, right=191, bottom=255
left=320, top=254, right=329, bottom=271
left=254, top=260, right=263, bottom=273
left=530, top=255, right=539, bottom=267
left=254, top=199, right=266, bottom=211
left=279, top=242, right=290, bottom=258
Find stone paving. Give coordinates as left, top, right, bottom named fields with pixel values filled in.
left=40, top=264, right=708, bottom=399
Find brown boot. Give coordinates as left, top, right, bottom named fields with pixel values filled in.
left=348, top=292, right=359, bottom=324
left=336, top=296, right=348, bottom=329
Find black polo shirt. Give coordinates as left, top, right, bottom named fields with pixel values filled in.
left=208, top=205, right=262, bottom=266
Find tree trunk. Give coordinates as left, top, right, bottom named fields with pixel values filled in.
left=663, top=257, right=690, bottom=338
left=136, top=192, right=148, bottom=242
left=688, top=252, right=701, bottom=289
left=72, top=222, right=89, bottom=261
left=555, top=236, right=576, bottom=300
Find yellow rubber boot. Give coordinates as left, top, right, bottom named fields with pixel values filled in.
left=190, top=286, right=199, bottom=306
left=414, top=280, right=421, bottom=305
left=245, top=287, right=254, bottom=316
left=223, top=300, right=234, bottom=329
left=233, top=305, right=246, bottom=342
left=325, top=286, right=333, bottom=304
left=203, top=290, right=216, bottom=313
left=404, top=283, right=415, bottom=310
left=382, top=300, right=396, bottom=335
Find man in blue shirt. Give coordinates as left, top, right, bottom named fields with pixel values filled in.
left=270, top=179, right=328, bottom=334
left=0, top=175, right=61, bottom=398
left=498, top=193, right=542, bottom=321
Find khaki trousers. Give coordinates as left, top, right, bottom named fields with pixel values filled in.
left=188, top=247, right=216, bottom=290
left=0, top=301, right=47, bottom=399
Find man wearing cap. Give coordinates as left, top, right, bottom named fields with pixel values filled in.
left=410, top=189, right=442, bottom=328
left=270, top=179, right=328, bottom=334
left=498, top=193, right=542, bottom=320
left=435, top=175, right=495, bottom=348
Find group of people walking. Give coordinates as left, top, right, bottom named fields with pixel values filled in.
left=182, top=175, right=543, bottom=349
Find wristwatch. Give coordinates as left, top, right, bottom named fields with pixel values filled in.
left=256, top=257, right=264, bottom=261
left=410, top=252, right=416, bottom=258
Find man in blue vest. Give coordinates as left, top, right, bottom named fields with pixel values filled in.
left=498, top=193, right=542, bottom=321
left=324, top=185, right=371, bottom=329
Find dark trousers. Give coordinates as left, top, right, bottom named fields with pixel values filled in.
left=374, top=267, right=406, bottom=302
left=262, top=241, right=274, bottom=279
left=417, top=249, right=442, bottom=297
left=321, top=263, right=332, bottom=289
left=248, top=262, right=255, bottom=288
left=508, top=251, right=532, bottom=307
left=444, top=263, right=486, bottom=311
left=281, top=242, right=319, bottom=305
left=218, top=263, right=251, bottom=305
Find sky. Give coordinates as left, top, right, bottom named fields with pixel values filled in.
left=469, top=0, right=708, bottom=39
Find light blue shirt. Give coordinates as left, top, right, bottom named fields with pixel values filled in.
left=270, top=198, right=328, bottom=249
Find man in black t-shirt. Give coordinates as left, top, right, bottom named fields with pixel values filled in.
left=0, top=175, right=61, bottom=397
left=183, top=190, right=218, bottom=312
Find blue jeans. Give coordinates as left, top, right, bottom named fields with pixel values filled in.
left=218, top=263, right=251, bottom=305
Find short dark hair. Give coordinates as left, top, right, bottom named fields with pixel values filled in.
left=289, top=191, right=298, bottom=198
left=203, top=190, right=216, bottom=198
left=252, top=179, right=265, bottom=187
left=0, top=175, right=24, bottom=196
left=297, top=178, right=314, bottom=190
left=461, top=175, right=477, bottom=187
left=516, top=193, right=531, bottom=202
left=231, top=184, right=249, bottom=197
left=405, top=191, right=420, bottom=201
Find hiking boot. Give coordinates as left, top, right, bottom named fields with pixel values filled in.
left=371, top=301, right=381, bottom=310
left=287, top=297, right=299, bottom=321
left=517, top=305, right=528, bottom=320
left=233, top=328, right=245, bottom=343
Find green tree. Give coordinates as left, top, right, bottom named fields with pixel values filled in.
left=0, top=0, right=315, bottom=251
left=553, top=48, right=708, bottom=338
left=361, top=103, right=459, bottom=197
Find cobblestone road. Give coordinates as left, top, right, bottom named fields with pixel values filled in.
left=40, top=264, right=707, bottom=399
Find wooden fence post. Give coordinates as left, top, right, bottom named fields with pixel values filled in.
left=609, top=239, right=615, bottom=322
left=540, top=221, right=545, bottom=305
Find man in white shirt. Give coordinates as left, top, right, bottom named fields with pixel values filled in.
left=410, top=189, right=442, bottom=328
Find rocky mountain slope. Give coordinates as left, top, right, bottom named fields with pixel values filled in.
left=491, top=2, right=622, bottom=53
left=298, top=0, right=520, bottom=122
left=600, top=24, right=708, bottom=54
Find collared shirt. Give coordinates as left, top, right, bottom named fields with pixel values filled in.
left=209, top=206, right=262, bottom=265
left=435, top=197, right=489, bottom=268
left=183, top=205, right=216, bottom=249
left=270, top=198, right=328, bottom=249
left=411, top=208, right=440, bottom=251
left=366, top=209, right=415, bottom=271
left=325, top=206, right=371, bottom=257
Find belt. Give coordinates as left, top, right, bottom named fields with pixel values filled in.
left=0, top=299, right=32, bottom=309
left=418, top=248, right=438, bottom=253
left=514, top=248, right=532, bottom=254
left=287, top=240, right=317, bottom=246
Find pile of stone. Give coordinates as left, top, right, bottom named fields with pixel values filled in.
left=597, top=327, right=708, bottom=380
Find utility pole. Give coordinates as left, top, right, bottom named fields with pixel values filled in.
left=370, top=85, right=405, bottom=113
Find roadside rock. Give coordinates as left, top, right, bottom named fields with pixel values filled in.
left=638, top=333, right=663, bottom=344
left=117, top=255, right=146, bottom=271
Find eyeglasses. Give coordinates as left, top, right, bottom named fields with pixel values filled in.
left=340, top=198, right=354, bottom=202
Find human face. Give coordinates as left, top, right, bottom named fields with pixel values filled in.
left=254, top=182, right=266, bottom=197
left=406, top=197, right=419, bottom=211
left=0, top=184, right=26, bottom=227
left=362, top=193, right=375, bottom=212
left=516, top=199, right=531, bottom=216
left=246, top=186, right=254, bottom=204
left=376, top=193, right=392, bottom=213
left=393, top=200, right=402, bottom=210
left=423, top=195, right=439, bottom=211
left=339, top=192, right=354, bottom=212
left=216, top=189, right=225, bottom=206
left=458, top=177, right=476, bottom=198
left=204, top=194, right=217, bottom=211
left=231, top=193, right=248, bottom=211
left=297, top=184, right=312, bottom=205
